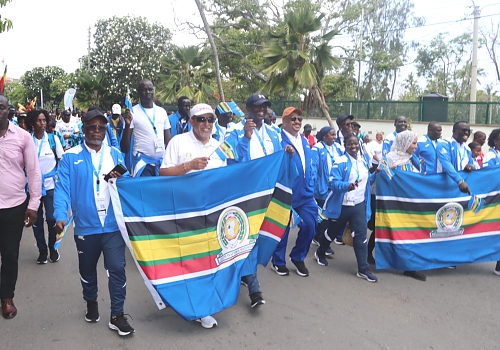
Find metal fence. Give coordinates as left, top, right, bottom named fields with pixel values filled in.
left=161, top=100, right=500, bottom=125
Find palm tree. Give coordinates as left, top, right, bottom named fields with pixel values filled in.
left=156, top=46, right=216, bottom=104
left=261, top=3, right=339, bottom=126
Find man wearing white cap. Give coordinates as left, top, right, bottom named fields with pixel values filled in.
left=159, top=103, right=223, bottom=329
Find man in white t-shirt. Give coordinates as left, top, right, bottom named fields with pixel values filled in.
left=55, top=110, right=80, bottom=150
left=120, top=79, right=172, bottom=177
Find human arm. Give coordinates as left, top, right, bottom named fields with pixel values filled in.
left=23, top=135, right=41, bottom=226
left=159, top=158, right=210, bottom=176
left=120, top=109, right=133, bottom=153
left=328, top=161, right=352, bottom=194
left=53, top=153, right=72, bottom=228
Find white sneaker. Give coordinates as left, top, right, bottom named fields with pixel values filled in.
left=196, top=315, right=217, bottom=329
left=494, top=269, right=500, bottom=276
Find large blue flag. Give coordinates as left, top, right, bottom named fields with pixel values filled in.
left=375, top=167, right=500, bottom=271
left=110, top=152, right=297, bottom=320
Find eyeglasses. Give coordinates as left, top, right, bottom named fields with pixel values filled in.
left=344, top=122, right=353, bottom=127
left=290, top=117, right=303, bottom=122
left=85, top=125, right=107, bottom=132
left=461, top=128, right=472, bottom=134
left=194, top=116, right=215, bottom=123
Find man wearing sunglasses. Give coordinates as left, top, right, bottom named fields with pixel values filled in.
left=54, top=109, right=134, bottom=336
left=160, top=104, right=226, bottom=175
left=159, top=104, right=227, bottom=328
left=335, top=114, right=354, bottom=147
left=436, top=121, right=475, bottom=194
left=272, top=107, right=317, bottom=277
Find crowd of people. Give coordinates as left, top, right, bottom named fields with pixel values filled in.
left=1, top=78, right=499, bottom=337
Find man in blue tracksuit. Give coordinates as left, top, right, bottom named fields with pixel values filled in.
left=382, top=115, right=408, bottom=156
left=415, top=122, right=442, bottom=174
left=54, top=109, right=134, bottom=336
left=168, top=96, right=192, bottom=138
left=436, top=121, right=474, bottom=194
left=272, top=107, right=317, bottom=277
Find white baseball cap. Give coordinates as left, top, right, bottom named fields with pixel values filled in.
left=190, top=104, right=215, bottom=118
left=112, top=104, right=121, bottom=115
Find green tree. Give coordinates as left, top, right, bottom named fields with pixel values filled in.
left=86, top=15, right=172, bottom=97
left=349, top=0, right=424, bottom=101
left=4, top=81, right=26, bottom=106
left=72, top=72, right=114, bottom=111
left=0, top=0, right=13, bottom=33
left=261, top=2, right=340, bottom=124
left=414, top=33, right=480, bottom=101
left=20, top=66, right=67, bottom=107
left=157, top=46, right=216, bottom=103
left=398, top=73, right=422, bottom=101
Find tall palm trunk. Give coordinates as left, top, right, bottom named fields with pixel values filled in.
left=194, top=0, right=225, bottom=101
left=311, top=85, right=334, bottom=127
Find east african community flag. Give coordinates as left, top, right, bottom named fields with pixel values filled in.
left=375, top=166, right=500, bottom=271
left=110, top=152, right=298, bottom=320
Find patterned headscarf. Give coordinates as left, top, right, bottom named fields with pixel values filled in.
left=387, top=130, right=417, bottom=167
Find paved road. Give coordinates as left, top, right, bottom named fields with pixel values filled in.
left=1, top=226, right=498, bottom=350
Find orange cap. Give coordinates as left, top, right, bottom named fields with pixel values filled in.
left=282, top=107, right=302, bottom=119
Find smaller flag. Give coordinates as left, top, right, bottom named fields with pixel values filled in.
left=290, top=208, right=301, bottom=228
left=380, top=159, right=394, bottom=180
left=0, top=65, right=6, bottom=94
left=225, top=101, right=245, bottom=117
left=216, top=102, right=232, bottom=115
left=214, top=141, right=236, bottom=161
left=317, top=205, right=327, bottom=223
left=468, top=194, right=484, bottom=214
left=125, top=86, right=133, bottom=109
left=53, top=215, right=74, bottom=250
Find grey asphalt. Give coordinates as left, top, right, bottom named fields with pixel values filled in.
left=1, top=226, right=498, bottom=350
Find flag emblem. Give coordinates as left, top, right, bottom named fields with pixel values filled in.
left=216, top=206, right=254, bottom=265
left=430, top=203, right=464, bottom=238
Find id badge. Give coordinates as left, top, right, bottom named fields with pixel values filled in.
left=96, top=197, right=107, bottom=217
left=154, top=137, right=163, bottom=152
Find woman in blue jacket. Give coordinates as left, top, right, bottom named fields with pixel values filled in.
left=314, top=133, right=378, bottom=283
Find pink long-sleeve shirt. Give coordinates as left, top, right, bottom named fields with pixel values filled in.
left=0, top=121, right=42, bottom=211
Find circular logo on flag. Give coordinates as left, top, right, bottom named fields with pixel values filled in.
left=215, top=206, right=254, bottom=266
left=430, top=202, right=464, bottom=238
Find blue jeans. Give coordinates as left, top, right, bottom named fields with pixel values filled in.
left=74, top=231, right=126, bottom=317
left=32, top=189, right=57, bottom=252
left=319, top=202, right=368, bottom=271
left=242, top=273, right=260, bottom=295
left=272, top=198, right=317, bottom=266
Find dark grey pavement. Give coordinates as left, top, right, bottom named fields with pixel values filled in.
left=1, top=226, right=498, bottom=350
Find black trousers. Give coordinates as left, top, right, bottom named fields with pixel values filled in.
left=0, top=199, right=28, bottom=299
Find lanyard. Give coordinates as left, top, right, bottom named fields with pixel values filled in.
left=254, top=126, right=267, bottom=156
left=351, top=157, right=360, bottom=182
left=91, top=146, right=105, bottom=194
left=32, top=133, right=45, bottom=158
left=140, top=104, right=157, bottom=135
left=322, top=142, right=336, bottom=164
left=457, top=144, right=466, bottom=170
left=177, top=119, right=188, bottom=133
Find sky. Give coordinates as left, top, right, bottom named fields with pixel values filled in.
left=1, top=0, right=500, bottom=94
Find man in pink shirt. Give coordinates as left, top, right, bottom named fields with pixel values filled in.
left=0, top=94, right=41, bottom=319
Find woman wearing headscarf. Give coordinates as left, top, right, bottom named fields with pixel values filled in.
left=311, top=126, right=344, bottom=252
left=386, top=130, right=427, bottom=282
left=314, top=133, right=378, bottom=283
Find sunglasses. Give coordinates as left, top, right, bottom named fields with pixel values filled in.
left=461, top=128, right=472, bottom=134
left=85, top=125, right=107, bottom=132
left=194, top=116, right=215, bottom=123
left=290, top=117, right=303, bottom=122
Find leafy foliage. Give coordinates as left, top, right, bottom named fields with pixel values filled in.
left=86, top=15, right=172, bottom=97
left=20, top=66, right=67, bottom=107
left=156, top=45, right=216, bottom=104
left=0, top=0, right=13, bottom=33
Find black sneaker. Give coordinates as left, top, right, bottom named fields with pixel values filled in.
left=314, top=250, right=328, bottom=266
left=109, top=313, right=135, bottom=336
left=85, top=301, right=100, bottom=322
left=37, top=251, right=48, bottom=264
left=250, top=292, right=265, bottom=308
left=272, top=265, right=290, bottom=276
left=495, top=262, right=500, bottom=276
left=49, top=249, right=60, bottom=263
left=325, top=246, right=334, bottom=256
left=333, top=237, right=345, bottom=245
left=290, top=259, right=309, bottom=277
